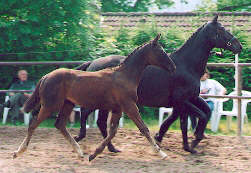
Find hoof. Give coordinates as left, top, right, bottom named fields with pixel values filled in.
left=154, top=133, right=162, bottom=146
left=74, top=130, right=86, bottom=143
left=190, top=149, right=197, bottom=154
left=108, top=144, right=121, bottom=153
left=191, top=141, right=196, bottom=149
left=184, top=147, right=197, bottom=154
left=13, top=152, right=18, bottom=159
left=89, top=154, right=96, bottom=162
left=159, top=150, right=167, bottom=159
left=74, top=136, right=81, bottom=142
left=191, top=139, right=201, bottom=149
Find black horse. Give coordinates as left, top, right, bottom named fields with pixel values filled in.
left=75, top=16, right=242, bottom=153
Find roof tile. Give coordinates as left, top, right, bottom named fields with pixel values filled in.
left=101, top=12, right=251, bottom=34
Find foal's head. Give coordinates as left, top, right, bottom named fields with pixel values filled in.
left=146, top=34, right=176, bottom=73
left=204, top=15, right=242, bottom=54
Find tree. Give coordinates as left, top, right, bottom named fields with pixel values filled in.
left=0, top=0, right=91, bottom=61
left=217, top=0, right=251, bottom=12
left=197, top=0, right=251, bottom=12
left=100, top=0, right=174, bottom=12
left=0, top=0, right=100, bottom=101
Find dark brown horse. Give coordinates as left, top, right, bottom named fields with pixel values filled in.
left=13, top=34, right=176, bottom=161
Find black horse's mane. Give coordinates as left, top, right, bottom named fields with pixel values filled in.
left=172, top=23, right=207, bottom=56
left=111, top=23, right=207, bottom=69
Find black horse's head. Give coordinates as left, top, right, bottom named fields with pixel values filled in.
left=204, top=15, right=242, bottom=54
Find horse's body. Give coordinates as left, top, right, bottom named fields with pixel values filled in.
left=75, top=16, right=242, bottom=153
left=13, top=34, right=176, bottom=161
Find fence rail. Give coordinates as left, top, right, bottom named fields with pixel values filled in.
left=0, top=61, right=84, bottom=66
left=0, top=59, right=250, bottom=136
left=1, top=61, right=250, bottom=66
left=2, top=90, right=251, bottom=99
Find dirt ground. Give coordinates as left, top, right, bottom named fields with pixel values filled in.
left=0, top=126, right=251, bottom=173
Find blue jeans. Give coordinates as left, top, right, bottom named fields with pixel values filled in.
left=206, top=101, right=214, bottom=113
left=189, top=101, right=214, bottom=130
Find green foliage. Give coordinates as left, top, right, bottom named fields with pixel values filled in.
left=100, top=0, right=174, bottom=12
left=0, top=0, right=89, bottom=57
left=196, top=0, right=218, bottom=12
left=0, top=0, right=101, bottom=102
left=88, top=28, right=123, bottom=58
left=114, top=27, right=133, bottom=56
left=197, top=0, right=251, bottom=12
left=217, top=0, right=251, bottom=12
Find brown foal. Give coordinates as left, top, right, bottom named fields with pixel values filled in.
left=13, top=34, right=176, bottom=161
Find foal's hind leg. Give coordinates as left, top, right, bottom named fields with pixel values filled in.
left=124, top=102, right=167, bottom=159
left=89, top=110, right=121, bottom=161
left=55, top=101, right=84, bottom=159
left=13, top=106, right=51, bottom=158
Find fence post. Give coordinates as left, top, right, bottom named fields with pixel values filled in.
left=235, top=54, right=242, bottom=136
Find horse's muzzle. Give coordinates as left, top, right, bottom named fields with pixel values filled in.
left=231, top=37, right=243, bottom=54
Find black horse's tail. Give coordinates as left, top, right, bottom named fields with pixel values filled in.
left=23, top=78, right=43, bottom=113
left=75, top=61, right=92, bottom=71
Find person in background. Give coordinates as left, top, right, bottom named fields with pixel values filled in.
left=0, top=70, right=35, bottom=125
left=190, top=68, right=227, bottom=130
left=200, top=68, right=227, bottom=111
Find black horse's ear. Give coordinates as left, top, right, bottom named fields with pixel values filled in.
left=153, top=33, right=161, bottom=44
left=212, top=15, right=218, bottom=23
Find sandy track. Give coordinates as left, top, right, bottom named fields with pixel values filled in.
left=0, top=126, right=251, bottom=173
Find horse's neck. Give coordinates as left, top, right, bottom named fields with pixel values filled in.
left=117, top=52, right=148, bottom=85
left=173, top=33, right=213, bottom=76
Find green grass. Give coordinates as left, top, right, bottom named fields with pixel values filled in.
left=123, top=116, right=251, bottom=136
left=1, top=116, right=250, bottom=136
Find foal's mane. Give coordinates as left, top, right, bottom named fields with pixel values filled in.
left=111, top=39, right=153, bottom=70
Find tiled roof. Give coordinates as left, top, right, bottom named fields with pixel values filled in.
left=101, top=12, right=251, bottom=33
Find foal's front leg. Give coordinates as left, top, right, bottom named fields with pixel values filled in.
left=124, top=102, right=167, bottom=159
left=89, top=110, right=121, bottom=161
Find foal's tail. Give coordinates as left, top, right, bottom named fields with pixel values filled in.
left=23, top=78, right=43, bottom=113
left=74, top=61, right=92, bottom=71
